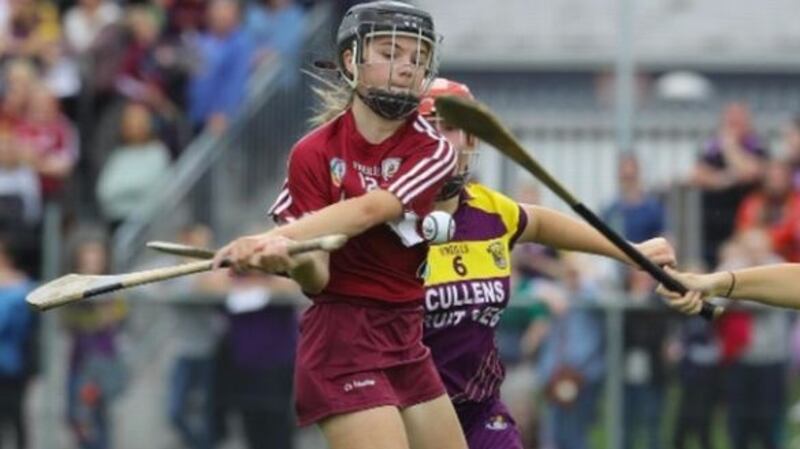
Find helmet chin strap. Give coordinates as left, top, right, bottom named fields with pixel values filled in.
left=357, top=87, right=421, bottom=120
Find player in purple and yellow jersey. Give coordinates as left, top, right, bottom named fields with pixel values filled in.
left=419, top=78, right=677, bottom=449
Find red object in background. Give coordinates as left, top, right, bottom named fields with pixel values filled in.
left=716, top=310, right=752, bottom=364
left=736, top=191, right=800, bottom=263
left=15, top=116, right=78, bottom=199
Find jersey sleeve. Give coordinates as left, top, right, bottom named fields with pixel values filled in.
left=509, top=204, right=528, bottom=248
left=383, top=136, right=456, bottom=216
left=481, top=186, right=528, bottom=248
left=268, top=144, right=330, bottom=223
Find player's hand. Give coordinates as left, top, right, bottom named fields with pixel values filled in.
left=212, top=234, right=268, bottom=272
left=655, top=266, right=714, bottom=315
left=247, top=236, right=300, bottom=274
left=632, top=237, right=676, bottom=268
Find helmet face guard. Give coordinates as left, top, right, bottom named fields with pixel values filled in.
left=336, top=2, right=440, bottom=120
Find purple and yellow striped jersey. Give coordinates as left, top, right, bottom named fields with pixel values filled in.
left=422, top=183, right=527, bottom=404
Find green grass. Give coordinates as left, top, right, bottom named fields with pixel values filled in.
left=582, top=379, right=800, bottom=449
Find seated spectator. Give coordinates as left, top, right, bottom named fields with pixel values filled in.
left=784, top=116, right=800, bottom=190
left=0, top=131, right=42, bottom=227
left=736, top=160, right=800, bottom=262
left=96, top=102, right=170, bottom=229
left=16, top=87, right=79, bottom=201
left=63, top=0, right=121, bottom=56
left=187, top=0, right=254, bottom=135
left=690, top=102, right=769, bottom=267
left=244, top=0, right=304, bottom=79
left=0, top=235, right=38, bottom=449
left=1, top=0, right=61, bottom=59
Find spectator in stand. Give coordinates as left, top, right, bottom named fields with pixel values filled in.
left=690, top=102, right=768, bottom=267
left=160, top=0, right=207, bottom=39
left=0, top=0, right=61, bottom=59
left=244, top=0, right=305, bottom=81
left=96, top=102, right=170, bottom=230
left=784, top=116, right=800, bottom=190
left=63, top=0, right=122, bottom=56
left=672, top=284, right=722, bottom=449
left=16, top=87, right=79, bottom=201
left=115, top=6, right=175, bottom=116
left=537, top=255, right=605, bottom=449
left=38, top=41, right=82, bottom=115
left=216, top=271, right=301, bottom=449
left=147, top=223, right=229, bottom=449
left=717, top=230, right=789, bottom=449
left=0, top=58, right=38, bottom=131
left=0, top=131, right=41, bottom=228
left=0, top=235, right=38, bottom=449
left=735, top=160, right=800, bottom=262
left=187, top=0, right=253, bottom=135
left=61, top=228, right=128, bottom=449
left=601, top=153, right=670, bottom=449
left=0, top=130, right=41, bottom=277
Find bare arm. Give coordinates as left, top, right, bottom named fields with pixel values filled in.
left=662, top=264, right=800, bottom=310
left=517, top=204, right=675, bottom=267
left=215, top=189, right=404, bottom=294
left=269, top=189, right=403, bottom=241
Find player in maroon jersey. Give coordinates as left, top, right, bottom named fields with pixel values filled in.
left=213, top=2, right=468, bottom=449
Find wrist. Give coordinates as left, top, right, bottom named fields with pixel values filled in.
left=710, top=271, right=732, bottom=297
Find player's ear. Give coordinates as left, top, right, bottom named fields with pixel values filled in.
left=343, top=48, right=354, bottom=74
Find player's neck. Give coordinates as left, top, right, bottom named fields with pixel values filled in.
left=351, top=96, right=406, bottom=144
left=435, top=196, right=459, bottom=214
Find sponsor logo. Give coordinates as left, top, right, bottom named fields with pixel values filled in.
left=487, top=241, right=507, bottom=269
left=485, top=414, right=509, bottom=431
left=343, top=378, right=376, bottom=392
left=381, top=157, right=402, bottom=180
left=330, top=158, right=346, bottom=187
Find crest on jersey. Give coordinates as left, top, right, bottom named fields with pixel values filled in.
left=330, top=158, right=346, bottom=187
left=381, top=158, right=402, bottom=180
left=485, top=414, right=509, bottom=431
left=487, top=241, right=507, bottom=269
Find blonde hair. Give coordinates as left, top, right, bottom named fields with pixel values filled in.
left=305, top=68, right=355, bottom=127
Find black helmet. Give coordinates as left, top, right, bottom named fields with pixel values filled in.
left=335, top=1, right=439, bottom=120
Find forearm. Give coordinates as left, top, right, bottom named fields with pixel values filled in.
left=708, top=264, right=800, bottom=308
left=272, top=190, right=403, bottom=241
left=523, top=205, right=630, bottom=263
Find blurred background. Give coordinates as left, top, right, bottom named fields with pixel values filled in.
left=2, top=0, right=800, bottom=447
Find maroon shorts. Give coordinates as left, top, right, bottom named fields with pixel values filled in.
left=294, top=295, right=447, bottom=426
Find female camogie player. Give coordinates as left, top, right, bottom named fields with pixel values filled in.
left=417, top=78, right=677, bottom=449
left=657, top=264, right=800, bottom=313
left=213, top=2, right=468, bottom=449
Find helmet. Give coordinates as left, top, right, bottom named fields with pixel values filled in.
left=419, top=78, right=479, bottom=201
left=418, top=78, right=474, bottom=118
left=336, top=1, right=439, bottom=120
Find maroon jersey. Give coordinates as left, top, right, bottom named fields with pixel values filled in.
left=269, top=109, right=456, bottom=302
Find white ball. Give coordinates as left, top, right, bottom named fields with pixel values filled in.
left=421, top=211, right=456, bottom=244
